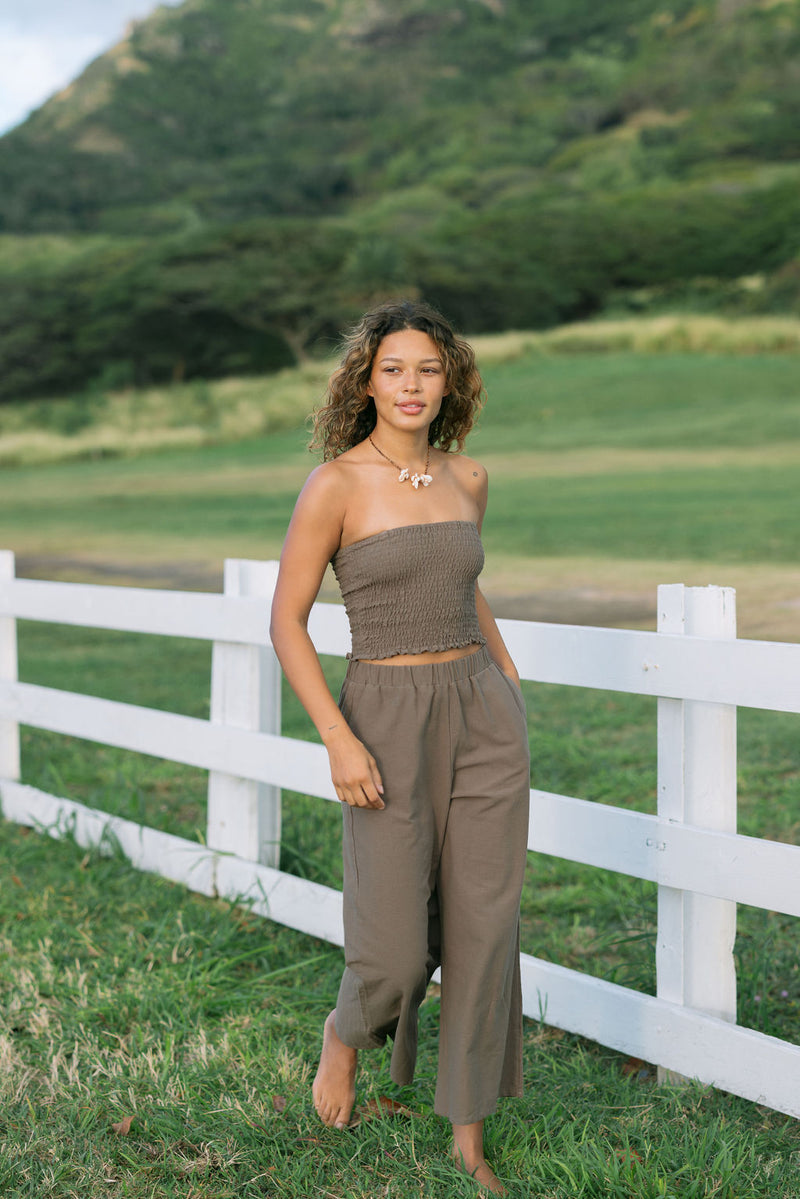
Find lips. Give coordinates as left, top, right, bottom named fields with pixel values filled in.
left=397, top=402, right=424, bottom=414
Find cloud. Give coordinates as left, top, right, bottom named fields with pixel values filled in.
left=0, top=26, right=105, bottom=133
left=0, top=3, right=183, bottom=135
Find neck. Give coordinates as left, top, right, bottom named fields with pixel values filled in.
left=371, top=425, right=430, bottom=467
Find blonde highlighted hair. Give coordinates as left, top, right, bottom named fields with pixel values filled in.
left=310, top=300, right=484, bottom=460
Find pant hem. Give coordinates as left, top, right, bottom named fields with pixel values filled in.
left=434, top=1089, right=523, bottom=1126
left=334, top=1011, right=385, bottom=1052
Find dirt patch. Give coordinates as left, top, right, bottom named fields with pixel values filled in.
left=17, top=554, right=225, bottom=593
left=487, top=589, right=656, bottom=628
left=15, top=554, right=655, bottom=630
left=14, top=552, right=800, bottom=641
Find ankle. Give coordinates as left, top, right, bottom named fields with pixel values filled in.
left=451, top=1142, right=486, bottom=1171
left=323, top=1011, right=357, bottom=1063
left=451, top=1123, right=485, bottom=1160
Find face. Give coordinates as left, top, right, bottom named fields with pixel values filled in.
left=366, top=328, right=448, bottom=435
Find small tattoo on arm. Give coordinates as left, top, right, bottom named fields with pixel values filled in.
left=328, top=722, right=339, bottom=731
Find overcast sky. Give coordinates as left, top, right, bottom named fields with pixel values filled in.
left=0, top=1, right=184, bottom=135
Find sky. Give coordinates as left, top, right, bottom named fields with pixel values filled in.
left=0, top=0, right=184, bottom=135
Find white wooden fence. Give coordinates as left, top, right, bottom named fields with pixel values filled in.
left=1, top=548, right=799, bottom=1118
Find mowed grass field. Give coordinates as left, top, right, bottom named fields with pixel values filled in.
left=3, top=326, right=800, bottom=1195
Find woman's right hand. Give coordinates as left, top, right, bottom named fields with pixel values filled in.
left=323, top=725, right=385, bottom=809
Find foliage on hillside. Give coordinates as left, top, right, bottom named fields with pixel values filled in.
left=3, top=0, right=800, bottom=232
left=1, top=0, right=799, bottom=398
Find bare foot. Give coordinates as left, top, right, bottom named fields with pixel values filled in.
left=452, top=1151, right=507, bottom=1196
left=451, top=1120, right=507, bottom=1195
left=312, top=1010, right=357, bottom=1129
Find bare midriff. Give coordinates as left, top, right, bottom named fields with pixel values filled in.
left=358, top=642, right=484, bottom=666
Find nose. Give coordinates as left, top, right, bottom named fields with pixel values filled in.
left=402, top=373, right=420, bottom=391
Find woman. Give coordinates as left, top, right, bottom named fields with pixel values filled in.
left=269, top=300, right=530, bottom=1194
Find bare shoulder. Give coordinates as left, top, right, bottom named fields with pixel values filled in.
left=444, top=451, right=488, bottom=495
left=290, top=449, right=377, bottom=546
left=285, top=459, right=348, bottom=545
left=296, top=455, right=357, bottom=511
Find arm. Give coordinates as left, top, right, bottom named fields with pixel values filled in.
left=471, top=460, right=521, bottom=686
left=476, top=585, right=520, bottom=686
left=269, top=465, right=385, bottom=809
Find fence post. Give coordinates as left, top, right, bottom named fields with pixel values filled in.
left=207, top=559, right=281, bottom=866
left=656, top=584, right=737, bottom=1083
left=0, top=551, right=20, bottom=784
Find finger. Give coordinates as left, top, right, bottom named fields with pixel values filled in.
left=368, top=758, right=385, bottom=799
left=357, top=782, right=384, bottom=810
left=351, top=786, right=374, bottom=808
left=362, top=785, right=385, bottom=809
left=345, top=780, right=381, bottom=809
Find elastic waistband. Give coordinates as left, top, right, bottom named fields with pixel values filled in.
left=345, top=644, right=493, bottom=688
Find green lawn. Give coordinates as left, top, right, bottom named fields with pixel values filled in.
left=2, top=351, right=800, bottom=569
left=475, top=352, right=800, bottom=452
left=3, top=453, right=800, bottom=567
left=4, top=817, right=799, bottom=1199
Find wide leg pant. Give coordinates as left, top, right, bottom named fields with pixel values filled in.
left=334, top=645, right=530, bottom=1125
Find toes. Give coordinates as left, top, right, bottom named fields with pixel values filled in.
left=313, top=1091, right=332, bottom=1125
left=332, top=1101, right=352, bottom=1130
left=319, top=1101, right=334, bottom=1126
left=314, top=1092, right=351, bottom=1129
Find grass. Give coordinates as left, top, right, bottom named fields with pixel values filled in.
left=2, top=803, right=800, bottom=1199
left=3, top=351, right=800, bottom=578
left=2, top=315, right=800, bottom=468
left=475, top=351, right=800, bottom=452
left=4, top=819, right=800, bottom=1198
left=4, top=647, right=800, bottom=1199
left=4, top=455, right=800, bottom=567
left=0, top=362, right=332, bottom=468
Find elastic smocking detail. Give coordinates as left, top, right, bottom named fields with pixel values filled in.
left=332, top=521, right=486, bottom=660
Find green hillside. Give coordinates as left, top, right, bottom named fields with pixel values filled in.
left=3, top=0, right=800, bottom=232
left=1, top=0, right=799, bottom=398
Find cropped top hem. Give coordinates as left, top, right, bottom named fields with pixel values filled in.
left=331, top=520, right=486, bottom=662
left=346, top=634, right=487, bottom=662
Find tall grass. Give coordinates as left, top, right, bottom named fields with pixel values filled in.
left=2, top=315, right=800, bottom=467
left=0, top=362, right=331, bottom=468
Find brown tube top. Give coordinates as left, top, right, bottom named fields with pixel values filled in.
left=331, top=520, right=487, bottom=660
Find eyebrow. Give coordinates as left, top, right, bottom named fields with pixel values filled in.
left=378, top=356, right=442, bottom=364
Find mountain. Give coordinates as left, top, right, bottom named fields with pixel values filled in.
left=2, top=0, right=798, bottom=234
left=1, top=0, right=799, bottom=400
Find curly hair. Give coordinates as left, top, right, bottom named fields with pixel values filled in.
left=309, top=300, right=484, bottom=460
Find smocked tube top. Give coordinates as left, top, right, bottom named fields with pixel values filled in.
left=331, top=520, right=487, bottom=660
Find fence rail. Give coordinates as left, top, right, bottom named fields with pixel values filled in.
left=1, top=548, right=799, bottom=1118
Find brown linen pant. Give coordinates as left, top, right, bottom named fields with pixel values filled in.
left=334, top=645, right=531, bottom=1125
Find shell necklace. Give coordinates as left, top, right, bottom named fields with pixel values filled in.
left=368, top=435, right=432, bottom=489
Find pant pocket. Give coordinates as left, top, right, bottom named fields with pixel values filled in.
left=496, top=664, right=527, bottom=716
